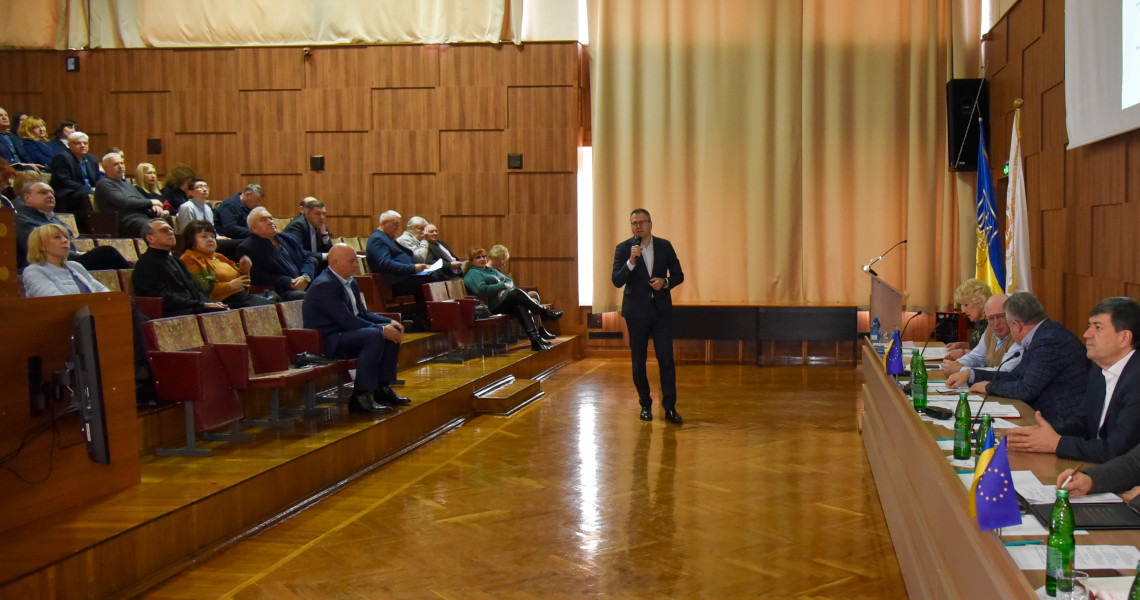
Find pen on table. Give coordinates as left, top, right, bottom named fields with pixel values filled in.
left=1003, top=540, right=1043, bottom=546
left=1061, top=463, right=1085, bottom=489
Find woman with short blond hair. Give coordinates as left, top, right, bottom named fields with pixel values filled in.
left=946, top=278, right=994, bottom=359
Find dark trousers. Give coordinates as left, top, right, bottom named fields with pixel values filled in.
left=75, top=246, right=132, bottom=271
left=494, top=287, right=545, bottom=331
left=334, top=326, right=400, bottom=392
left=625, top=306, right=676, bottom=410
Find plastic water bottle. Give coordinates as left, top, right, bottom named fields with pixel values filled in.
left=870, top=317, right=881, bottom=343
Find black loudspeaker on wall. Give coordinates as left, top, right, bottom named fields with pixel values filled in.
left=946, top=78, right=990, bottom=172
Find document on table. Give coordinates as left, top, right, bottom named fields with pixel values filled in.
left=1012, top=470, right=1123, bottom=505
left=926, top=398, right=1020, bottom=418
left=1007, top=545, right=1140, bottom=571
left=415, top=259, right=444, bottom=275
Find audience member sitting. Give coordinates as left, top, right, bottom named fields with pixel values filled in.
left=17, top=116, right=54, bottom=170
left=969, top=292, right=1090, bottom=424
left=0, top=158, right=17, bottom=209
left=216, top=183, right=263, bottom=239
left=238, top=207, right=312, bottom=300
left=12, top=112, right=28, bottom=134
left=21, top=223, right=107, bottom=297
left=283, top=197, right=332, bottom=273
left=94, top=152, right=164, bottom=237
left=49, top=131, right=101, bottom=222
left=423, top=223, right=464, bottom=277
left=303, top=243, right=408, bottom=414
left=945, top=278, right=992, bottom=360
left=396, top=215, right=429, bottom=260
left=487, top=244, right=557, bottom=340
left=47, top=119, right=76, bottom=158
left=1005, top=297, right=1140, bottom=463
left=0, top=107, right=36, bottom=171
left=944, top=293, right=1023, bottom=386
left=133, top=162, right=164, bottom=203
left=23, top=222, right=159, bottom=406
left=175, top=178, right=216, bottom=228
left=180, top=220, right=273, bottom=309
left=159, top=165, right=195, bottom=212
left=15, top=181, right=130, bottom=271
left=365, top=210, right=449, bottom=329
left=464, top=247, right=562, bottom=351
left=133, top=218, right=227, bottom=316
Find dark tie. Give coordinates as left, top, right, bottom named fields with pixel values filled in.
left=78, top=158, right=91, bottom=188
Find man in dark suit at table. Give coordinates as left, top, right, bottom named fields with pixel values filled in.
left=303, top=243, right=408, bottom=414
left=283, top=197, right=332, bottom=273
left=970, top=292, right=1089, bottom=425
left=238, top=207, right=313, bottom=300
left=612, top=208, right=685, bottom=424
left=365, top=210, right=449, bottom=329
left=1005, top=297, right=1140, bottom=463
left=49, top=131, right=101, bottom=225
left=423, top=223, right=464, bottom=276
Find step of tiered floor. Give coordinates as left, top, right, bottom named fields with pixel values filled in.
left=0, top=334, right=580, bottom=600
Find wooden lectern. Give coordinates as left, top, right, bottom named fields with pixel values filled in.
left=870, top=275, right=905, bottom=337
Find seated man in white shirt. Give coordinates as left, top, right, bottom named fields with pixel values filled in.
left=944, top=293, right=1023, bottom=387
left=1007, top=297, right=1140, bottom=463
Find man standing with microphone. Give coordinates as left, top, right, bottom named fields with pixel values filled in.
left=612, top=209, right=685, bottom=424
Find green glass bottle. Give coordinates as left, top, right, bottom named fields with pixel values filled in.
left=1127, top=558, right=1140, bottom=600
left=911, top=352, right=928, bottom=412
left=975, top=414, right=993, bottom=457
left=953, top=392, right=971, bottom=459
left=1045, top=488, right=1076, bottom=597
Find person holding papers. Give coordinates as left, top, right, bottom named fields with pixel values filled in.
left=968, top=293, right=1088, bottom=424
left=1009, top=297, right=1140, bottom=463
left=944, top=293, right=1022, bottom=386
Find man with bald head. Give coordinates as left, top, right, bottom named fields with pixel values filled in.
left=94, top=151, right=164, bottom=237
left=15, top=180, right=130, bottom=271
left=304, top=244, right=408, bottom=414
left=944, top=293, right=1023, bottom=387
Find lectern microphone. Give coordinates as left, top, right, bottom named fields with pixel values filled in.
left=862, top=239, right=908, bottom=277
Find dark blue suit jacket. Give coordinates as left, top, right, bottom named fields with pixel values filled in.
left=49, top=151, right=100, bottom=212
left=1054, top=354, right=1140, bottom=463
left=366, top=229, right=417, bottom=286
left=611, top=236, right=684, bottom=319
left=238, top=232, right=314, bottom=296
left=20, top=138, right=55, bottom=168
left=302, top=269, right=390, bottom=356
left=973, top=319, right=1089, bottom=424
left=216, top=193, right=251, bottom=238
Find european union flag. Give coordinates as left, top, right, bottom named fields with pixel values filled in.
left=970, top=432, right=1021, bottom=531
left=884, top=329, right=904, bottom=376
left=975, top=124, right=1006, bottom=294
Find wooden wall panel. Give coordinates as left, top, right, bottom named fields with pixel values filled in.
left=246, top=175, right=305, bottom=217
left=371, top=45, right=440, bottom=88
left=1008, top=0, right=1043, bottom=53
left=437, top=215, right=506, bottom=257
left=240, top=132, right=304, bottom=174
left=53, top=51, right=111, bottom=95
left=171, top=49, right=237, bottom=91
left=502, top=215, right=576, bottom=258
left=373, top=174, right=437, bottom=216
left=375, top=130, right=438, bottom=173
left=439, top=173, right=508, bottom=215
left=373, top=88, right=437, bottom=130
left=65, top=93, right=111, bottom=138
left=507, top=258, right=576, bottom=311
left=1071, top=137, right=1127, bottom=206
left=440, top=45, right=509, bottom=86
left=509, top=43, right=579, bottom=86
left=0, top=93, right=44, bottom=119
left=239, top=90, right=302, bottom=131
left=507, top=128, right=576, bottom=172
left=1037, top=84, right=1065, bottom=210
left=173, top=90, right=239, bottom=133
left=508, top=87, right=577, bottom=128
left=235, top=48, right=305, bottom=90
left=437, top=86, right=506, bottom=130
left=104, top=50, right=173, bottom=92
left=304, top=46, right=372, bottom=90
left=108, top=92, right=171, bottom=162
left=306, top=132, right=374, bottom=174
left=439, top=131, right=503, bottom=172
left=327, top=216, right=374, bottom=239
left=169, top=133, right=240, bottom=195
left=302, top=171, right=372, bottom=217
left=1130, top=135, right=1140, bottom=205
left=509, top=173, right=576, bottom=215
left=302, top=88, right=372, bottom=132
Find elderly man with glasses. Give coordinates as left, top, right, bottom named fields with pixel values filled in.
left=133, top=218, right=227, bottom=316
left=944, top=293, right=1023, bottom=387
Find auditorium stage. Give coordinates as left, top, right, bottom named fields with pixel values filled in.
left=0, top=334, right=581, bottom=600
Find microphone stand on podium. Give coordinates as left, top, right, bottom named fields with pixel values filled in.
left=864, top=240, right=908, bottom=345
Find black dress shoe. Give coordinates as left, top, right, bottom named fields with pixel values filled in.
left=348, top=392, right=392, bottom=415
left=639, top=408, right=653, bottom=421
left=538, top=326, right=557, bottom=340
left=664, top=409, right=683, bottom=424
left=544, top=309, right=564, bottom=320
left=378, top=385, right=411, bottom=406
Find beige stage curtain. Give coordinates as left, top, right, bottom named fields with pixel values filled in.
left=588, top=0, right=973, bottom=312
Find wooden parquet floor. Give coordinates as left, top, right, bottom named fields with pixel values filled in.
left=137, top=361, right=906, bottom=599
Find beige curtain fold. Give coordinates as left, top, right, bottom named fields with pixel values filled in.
left=590, top=0, right=969, bottom=313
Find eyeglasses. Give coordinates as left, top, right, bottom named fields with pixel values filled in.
left=985, top=313, right=1006, bottom=322
left=155, top=226, right=175, bottom=234
left=630, top=220, right=650, bottom=227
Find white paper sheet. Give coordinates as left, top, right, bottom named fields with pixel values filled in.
left=1009, top=545, right=1140, bottom=571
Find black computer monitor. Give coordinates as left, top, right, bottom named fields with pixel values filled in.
left=68, top=306, right=110, bottom=464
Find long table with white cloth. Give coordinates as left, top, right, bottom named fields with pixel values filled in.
left=860, top=339, right=1140, bottom=598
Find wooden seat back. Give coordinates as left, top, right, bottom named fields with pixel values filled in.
left=95, top=238, right=139, bottom=262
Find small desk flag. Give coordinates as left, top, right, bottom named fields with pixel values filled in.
left=884, top=329, right=904, bottom=376
left=970, top=431, right=1021, bottom=531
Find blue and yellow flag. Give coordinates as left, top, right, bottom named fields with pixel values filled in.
left=975, top=125, right=1005, bottom=294
left=970, top=431, right=1021, bottom=531
left=884, top=329, right=904, bottom=375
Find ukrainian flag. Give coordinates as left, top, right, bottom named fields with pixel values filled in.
left=975, top=125, right=1005, bottom=294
